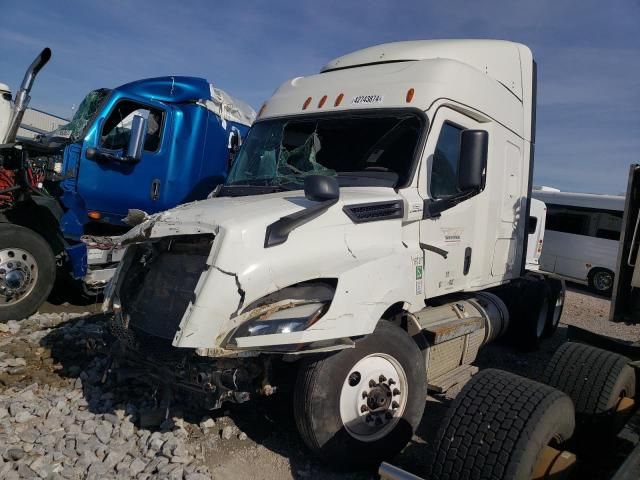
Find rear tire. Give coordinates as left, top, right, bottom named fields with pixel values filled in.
left=428, top=369, right=574, bottom=480
left=498, top=278, right=550, bottom=350
left=588, top=268, right=614, bottom=296
left=0, top=224, right=56, bottom=322
left=542, top=278, right=565, bottom=338
left=293, top=320, right=426, bottom=468
left=541, top=342, right=635, bottom=450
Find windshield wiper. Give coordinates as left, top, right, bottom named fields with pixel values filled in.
left=217, top=183, right=296, bottom=197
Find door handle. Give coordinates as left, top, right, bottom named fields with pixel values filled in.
left=150, top=179, right=161, bottom=201
left=463, top=247, right=472, bottom=275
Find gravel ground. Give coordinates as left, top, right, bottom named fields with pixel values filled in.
left=0, top=286, right=638, bottom=479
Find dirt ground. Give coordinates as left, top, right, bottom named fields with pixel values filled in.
left=2, top=285, right=638, bottom=479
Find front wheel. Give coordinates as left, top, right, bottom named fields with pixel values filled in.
left=0, top=224, right=56, bottom=322
left=294, top=320, right=426, bottom=468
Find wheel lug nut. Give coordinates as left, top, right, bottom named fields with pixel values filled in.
left=393, top=388, right=400, bottom=396
left=388, top=378, right=396, bottom=385
left=379, top=375, right=386, bottom=383
left=362, top=391, right=368, bottom=399
left=392, top=401, right=399, bottom=409
left=369, top=380, right=376, bottom=388
left=360, top=405, right=368, bottom=413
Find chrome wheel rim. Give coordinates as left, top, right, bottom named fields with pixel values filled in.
left=339, top=353, right=408, bottom=442
left=0, top=247, right=38, bottom=306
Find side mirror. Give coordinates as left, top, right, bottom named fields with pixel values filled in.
left=457, top=129, right=488, bottom=192
left=127, top=114, right=147, bottom=162
left=304, top=175, right=339, bottom=202
left=228, top=128, right=242, bottom=168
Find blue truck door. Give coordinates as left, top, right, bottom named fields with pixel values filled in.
left=77, top=96, right=171, bottom=224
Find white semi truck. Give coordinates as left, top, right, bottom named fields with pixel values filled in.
left=104, top=40, right=563, bottom=467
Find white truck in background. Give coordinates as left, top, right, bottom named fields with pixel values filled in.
left=103, top=40, right=563, bottom=467
left=533, top=188, right=624, bottom=295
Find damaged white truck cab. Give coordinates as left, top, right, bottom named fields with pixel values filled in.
left=105, top=40, right=561, bottom=466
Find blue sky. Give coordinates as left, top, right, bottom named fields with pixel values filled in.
left=1, top=0, right=638, bottom=194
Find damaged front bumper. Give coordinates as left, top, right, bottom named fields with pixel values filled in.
left=106, top=231, right=355, bottom=354
left=108, top=313, right=271, bottom=410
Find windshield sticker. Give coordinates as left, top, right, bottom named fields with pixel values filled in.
left=352, top=95, right=383, bottom=105
left=413, top=256, right=424, bottom=295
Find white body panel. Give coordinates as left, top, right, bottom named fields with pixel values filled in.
left=0, top=84, right=12, bottom=144
left=533, top=190, right=624, bottom=283
left=526, top=198, right=546, bottom=270
left=108, top=40, right=536, bottom=353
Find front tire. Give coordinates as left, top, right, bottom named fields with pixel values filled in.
left=0, top=224, right=56, bottom=322
left=294, top=320, right=426, bottom=468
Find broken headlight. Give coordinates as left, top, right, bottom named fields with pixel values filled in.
left=232, top=302, right=329, bottom=338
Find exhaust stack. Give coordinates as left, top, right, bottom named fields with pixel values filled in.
left=3, top=47, right=51, bottom=143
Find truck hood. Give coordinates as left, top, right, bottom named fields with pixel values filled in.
left=112, top=185, right=412, bottom=351
left=119, top=186, right=402, bottom=245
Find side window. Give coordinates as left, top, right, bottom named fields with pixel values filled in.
left=545, top=204, right=622, bottom=240
left=545, top=205, right=590, bottom=235
left=594, top=211, right=622, bottom=240
left=431, top=122, right=463, bottom=198
left=101, top=100, right=163, bottom=152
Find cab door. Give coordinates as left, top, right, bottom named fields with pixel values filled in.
left=77, top=95, right=170, bottom=224
left=418, top=107, right=490, bottom=297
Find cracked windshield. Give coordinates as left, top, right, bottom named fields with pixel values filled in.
left=225, top=112, right=423, bottom=191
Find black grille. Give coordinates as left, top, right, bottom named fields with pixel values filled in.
left=343, top=200, right=404, bottom=223
left=119, top=235, right=213, bottom=341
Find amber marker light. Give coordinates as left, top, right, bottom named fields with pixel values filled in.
left=302, top=97, right=312, bottom=110
left=318, top=95, right=328, bottom=108
left=334, top=93, right=344, bottom=107
left=406, top=88, right=415, bottom=103
left=88, top=211, right=101, bottom=220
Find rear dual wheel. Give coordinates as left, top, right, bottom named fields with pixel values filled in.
left=294, top=320, right=426, bottom=468
left=542, top=278, right=565, bottom=338
left=541, top=342, right=635, bottom=452
left=428, top=369, right=575, bottom=480
left=499, top=277, right=564, bottom=349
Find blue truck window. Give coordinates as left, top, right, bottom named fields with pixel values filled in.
left=101, top=100, right=164, bottom=152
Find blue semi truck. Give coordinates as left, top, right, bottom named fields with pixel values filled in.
left=0, top=48, right=255, bottom=321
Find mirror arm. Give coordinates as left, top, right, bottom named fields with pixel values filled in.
left=264, top=197, right=338, bottom=248
left=423, top=189, right=478, bottom=219
left=86, top=147, right=140, bottom=164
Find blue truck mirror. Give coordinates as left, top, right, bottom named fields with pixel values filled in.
left=127, top=115, right=147, bottom=162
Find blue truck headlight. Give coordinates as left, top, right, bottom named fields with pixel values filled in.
left=232, top=302, right=328, bottom=338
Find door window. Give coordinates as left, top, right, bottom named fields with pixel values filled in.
left=101, top=100, right=163, bottom=152
left=430, top=122, right=463, bottom=198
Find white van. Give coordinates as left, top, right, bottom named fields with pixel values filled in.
left=533, top=188, right=624, bottom=294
